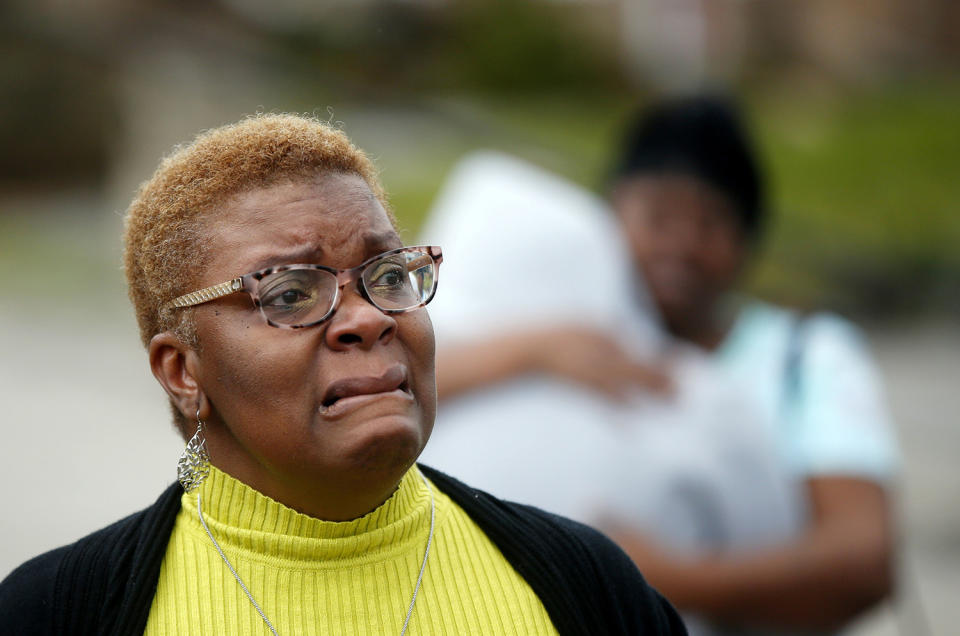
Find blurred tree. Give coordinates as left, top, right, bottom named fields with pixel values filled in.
left=0, top=31, right=117, bottom=188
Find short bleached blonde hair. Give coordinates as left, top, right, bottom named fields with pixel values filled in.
left=123, top=113, right=391, bottom=350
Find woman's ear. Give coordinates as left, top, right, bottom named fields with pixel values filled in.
left=149, top=331, right=205, bottom=422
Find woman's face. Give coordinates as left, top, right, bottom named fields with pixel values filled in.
left=187, top=173, right=436, bottom=519
left=612, top=173, right=747, bottom=331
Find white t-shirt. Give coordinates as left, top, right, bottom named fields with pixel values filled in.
left=420, top=152, right=802, bottom=555
left=419, top=152, right=897, bottom=636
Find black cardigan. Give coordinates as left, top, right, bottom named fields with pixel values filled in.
left=0, top=465, right=686, bottom=635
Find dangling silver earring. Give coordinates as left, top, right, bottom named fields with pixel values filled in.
left=177, top=407, right=210, bottom=492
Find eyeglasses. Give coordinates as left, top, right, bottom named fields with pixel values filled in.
left=162, top=245, right=442, bottom=329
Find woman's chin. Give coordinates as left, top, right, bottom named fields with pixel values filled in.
left=327, top=410, right=432, bottom=478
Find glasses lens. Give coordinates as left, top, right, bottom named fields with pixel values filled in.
left=362, top=249, right=436, bottom=311
left=258, top=268, right=338, bottom=326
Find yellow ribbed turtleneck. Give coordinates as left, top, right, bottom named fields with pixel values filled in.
left=144, top=466, right=557, bottom=635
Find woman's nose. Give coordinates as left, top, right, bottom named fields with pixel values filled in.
left=323, top=287, right=398, bottom=350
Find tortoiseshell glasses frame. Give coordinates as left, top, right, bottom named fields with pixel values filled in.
left=161, top=245, right=442, bottom=329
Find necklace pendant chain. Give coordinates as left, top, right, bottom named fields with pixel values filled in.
left=196, top=472, right=436, bottom=636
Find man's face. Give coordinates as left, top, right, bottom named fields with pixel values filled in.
left=613, top=173, right=747, bottom=329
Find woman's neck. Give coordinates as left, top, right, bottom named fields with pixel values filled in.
left=184, top=465, right=432, bottom=562
left=208, top=455, right=409, bottom=522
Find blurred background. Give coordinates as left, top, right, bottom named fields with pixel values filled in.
left=0, top=1, right=957, bottom=633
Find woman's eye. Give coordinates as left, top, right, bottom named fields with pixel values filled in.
left=370, top=264, right=406, bottom=288
left=264, top=287, right=309, bottom=306
left=278, top=289, right=308, bottom=304
left=262, top=277, right=315, bottom=307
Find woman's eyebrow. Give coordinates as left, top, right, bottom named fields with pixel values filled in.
left=247, top=245, right=325, bottom=272
left=242, top=231, right=400, bottom=273
left=363, top=230, right=403, bottom=252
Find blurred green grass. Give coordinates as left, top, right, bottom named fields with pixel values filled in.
left=2, top=81, right=957, bottom=319
left=0, top=198, right=128, bottom=312
left=382, top=82, right=960, bottom=318
left=750, top=80, right=960, bottom=315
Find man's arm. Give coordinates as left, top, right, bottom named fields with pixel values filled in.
left=436, top=326, right=671, bottom=402
left=606, top=476, right=894, bottom=632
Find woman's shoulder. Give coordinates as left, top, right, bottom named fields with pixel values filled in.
left=0, top=482, right=183, bottom=635
left=419, top=464, right=687, bottom=635
left=0, top=504, right=152, bottom=601
left=0, top=543, right=70, bottom=633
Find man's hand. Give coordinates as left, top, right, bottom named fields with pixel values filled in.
left=532, top=326, right=673, bottom=399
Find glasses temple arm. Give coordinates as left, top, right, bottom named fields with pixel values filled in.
left=162, top=278, right=244, bottom=311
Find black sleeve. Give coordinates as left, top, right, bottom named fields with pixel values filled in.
left=0, top=546, right=67, bottom=635
left=556, top=514, right=689, bottom=635
left=419, top=464, right=687, bottom=635
left=0, top=483, right=183, bottom=636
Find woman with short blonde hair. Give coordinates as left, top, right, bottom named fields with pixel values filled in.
left=0, top=113, right=685, bottom=635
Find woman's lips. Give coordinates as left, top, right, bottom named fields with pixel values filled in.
left=319, top=388, right=414, bottom=419
left=319, top=365, right=412, bottom=418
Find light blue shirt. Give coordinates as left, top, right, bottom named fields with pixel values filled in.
left=717, top=301, right=898, bottom=482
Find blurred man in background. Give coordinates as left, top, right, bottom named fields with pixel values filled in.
left=423, top=95, right=898, bottom=634
left=419, top=153, right=792, bottom=635
left=603, top=95, right=898, bottom=633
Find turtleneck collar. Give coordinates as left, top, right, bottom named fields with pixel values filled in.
left=180, top=465, right=432, bottom=564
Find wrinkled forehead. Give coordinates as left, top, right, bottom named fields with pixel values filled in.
left=207, top=172, right=382, bottom=223
left=196, top=173, right=401, bottom=278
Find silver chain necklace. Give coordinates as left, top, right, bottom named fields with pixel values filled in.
left=196, top=473, right=436, bottom=636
